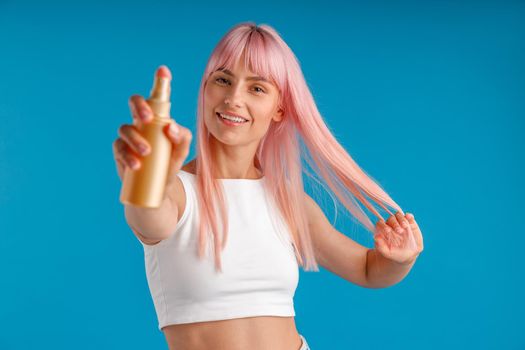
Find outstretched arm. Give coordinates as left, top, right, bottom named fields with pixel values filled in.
left=304, top=192, right=369, bottom=287
left=304, top=193, right=423, bottom=288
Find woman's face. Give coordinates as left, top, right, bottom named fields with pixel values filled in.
left=203, top=57, right=283, bottom=147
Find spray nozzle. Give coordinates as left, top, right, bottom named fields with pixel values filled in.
left=147, top=66, right=172, bottom=119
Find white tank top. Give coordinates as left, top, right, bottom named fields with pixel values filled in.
left=141, top=169, right=299, bottom=330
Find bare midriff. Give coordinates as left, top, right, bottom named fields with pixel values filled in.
left=162, top=316, right=303, bottom=350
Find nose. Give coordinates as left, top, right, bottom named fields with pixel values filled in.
left=224, top=85, right=243, bottom=108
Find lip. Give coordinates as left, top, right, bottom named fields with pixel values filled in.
left=218, top=110, right=249, bottom=121
left=216, top=112, right=248, bottom=127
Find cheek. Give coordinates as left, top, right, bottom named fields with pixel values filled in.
left=205, top=85, right=224, bottom=102
left=254, top=104, right=278, bottom=125
left=252, top=113, right=275, bottom=133
left=259, top=115, right=274, bottom=126
left=203, top=88, right=222, bottom=116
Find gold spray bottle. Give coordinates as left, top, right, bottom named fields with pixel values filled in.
left=120, top=67, right=172, bottom=208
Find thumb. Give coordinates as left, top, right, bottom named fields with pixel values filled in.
left=165, top=120, right=192, bottom=183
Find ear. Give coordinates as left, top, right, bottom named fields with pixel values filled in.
left=273, top=107, right=284, bottom=122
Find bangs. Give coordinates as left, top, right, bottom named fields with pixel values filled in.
left=207, top=27, right=287, bottom=93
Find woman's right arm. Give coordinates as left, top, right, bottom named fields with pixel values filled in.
left=123, top=181, right=179, bottom=244
left=112, top=67, right=192, bottom=244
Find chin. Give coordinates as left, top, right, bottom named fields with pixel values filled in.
left=208, top=130, right=242, bottom=146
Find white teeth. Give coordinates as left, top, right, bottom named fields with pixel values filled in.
left=219, top=113, right=247, bottom=123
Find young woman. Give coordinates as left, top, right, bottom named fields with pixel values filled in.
left=113, top=22, right=424, bottom=350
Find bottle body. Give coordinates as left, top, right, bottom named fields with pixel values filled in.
left=120, top=116, right=172, bottom=208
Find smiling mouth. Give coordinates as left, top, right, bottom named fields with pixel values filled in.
left=216, top=112, right=249, bottom=125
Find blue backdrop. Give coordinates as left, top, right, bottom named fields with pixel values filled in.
left=0, top=1, right=523, bottom=349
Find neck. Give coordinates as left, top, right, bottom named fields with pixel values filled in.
left=209, top=137, right=262, bottom=179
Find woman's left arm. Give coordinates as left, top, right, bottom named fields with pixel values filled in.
left=303, top=193, right=423, bottom=288
left=366, top=212, right=424, bottom=288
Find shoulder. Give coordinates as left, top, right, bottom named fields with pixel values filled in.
left=169, top=174, right=187, bottom=224
left=170, top=161, right=197, bottom=223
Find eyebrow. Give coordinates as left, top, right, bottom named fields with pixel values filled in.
left=216, top=68, right=270, bottom=83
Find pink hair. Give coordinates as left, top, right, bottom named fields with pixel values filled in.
left=193, top=22, right=403, bottom=273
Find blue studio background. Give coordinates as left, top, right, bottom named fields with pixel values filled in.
left=0, top=1, right=523, bottom=349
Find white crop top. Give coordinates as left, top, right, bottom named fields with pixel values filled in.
left=140, top=170, right=299, bottom=330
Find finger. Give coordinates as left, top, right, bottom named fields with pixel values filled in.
left=118, top=124, right=151, bottom=156
left=166, top=121, right=182, bottom=143
left=165, top=121, right=192, bottom=168
left=402, top=216, right=419, bottom=251
left=166, top=121, right=193, bottom=149
left=374, top=234, right=391, bottom=253
left=115, top=157, right=126, bottom=179
left=112, top=138, right=127, bottom=162
left=395, top=211, right=410, bottom=230
left=115, top=157, right=127, bottom=169
left=376, top=220, right=399, bottom=247
left=129, top=94, right=153, bottom=124
left=385, top=216, right=404, bottom=246
left=394, top=211, right=411, bottom=245
left=406, top=213, right=424, bottom=251
left=387, top=213, right=404, bottom=235
left=113, top=138, right=141, bottom=170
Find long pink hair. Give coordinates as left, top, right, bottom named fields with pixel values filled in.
left=193, top=22, right=403, bottom=273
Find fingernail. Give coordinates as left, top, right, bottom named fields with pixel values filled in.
left=138, top=144, right=149, bottom=155
left=140, top=108, right=151, bottom=120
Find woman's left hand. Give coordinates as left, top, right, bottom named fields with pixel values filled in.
left=374, top=212, right=424, bottom=265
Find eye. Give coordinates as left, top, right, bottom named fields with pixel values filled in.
left=253, top=86, right=266, bottom=94
left=215, top=77, right=230, bottom=85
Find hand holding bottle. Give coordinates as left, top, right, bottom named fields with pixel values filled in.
left=113, top=66, right=192, bottom=207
